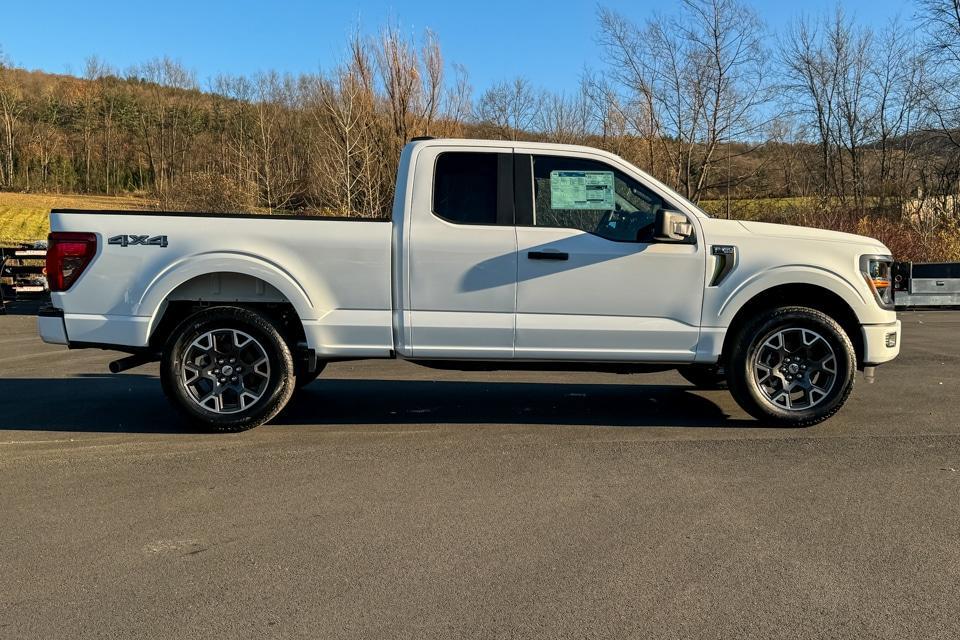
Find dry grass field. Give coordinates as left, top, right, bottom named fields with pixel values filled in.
left=0, top=192, right=155, bottom=244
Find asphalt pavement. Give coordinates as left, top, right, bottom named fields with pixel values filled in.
left=1, top=304, right=958, bottom=639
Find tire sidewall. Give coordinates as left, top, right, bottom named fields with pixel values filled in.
left=161, top=307, right=294, bottom=431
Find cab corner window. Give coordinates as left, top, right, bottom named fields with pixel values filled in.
left=433, top=152, right=498, bottom=225
left=531, top=155, right=666, bottom=242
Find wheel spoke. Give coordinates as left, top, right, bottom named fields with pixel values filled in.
left=183, top=362, right=202, bottom=384
left=755, top=362, right=773, bottom=384
left=251, top=356, right=269, bottom=378
left=770, top=389, right=791, bottom=409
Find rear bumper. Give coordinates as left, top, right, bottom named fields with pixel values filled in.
left=37, top=305, right=68, bottom=345
left=862, top=319, right=901, bottom=365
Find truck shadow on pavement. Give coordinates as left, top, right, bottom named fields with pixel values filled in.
left=283, top=379, right=760, bottom=429
left=0, top=375, right=763, bottom=433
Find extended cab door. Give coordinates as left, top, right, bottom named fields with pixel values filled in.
left=403, top=145, right=517, bottom=358
left=512, top=151, right=705, bottom=361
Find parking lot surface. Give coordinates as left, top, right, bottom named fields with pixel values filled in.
left=1, top=305, right=958, bottom=639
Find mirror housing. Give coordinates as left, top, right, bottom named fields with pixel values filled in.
left=654, top=209, right=694, bottom=242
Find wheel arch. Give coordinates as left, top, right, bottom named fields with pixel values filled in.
left=135, top=252, right=326, bottom=347
left=719, top=283, right=865, bottom=368
left=145, top=271, right=310, bottom=352
left=139, top=253, right=317, bottom=317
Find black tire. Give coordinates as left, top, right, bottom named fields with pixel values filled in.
left=160, top=306, right=296, bottom=432
left=294, top=361, right=326, bottom=390
left=677, top=365, right=728, bottom=389
left=727, top=306, right=856, bottom=427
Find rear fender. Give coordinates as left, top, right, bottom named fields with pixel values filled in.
left=138, top=252, right=324, bottom=338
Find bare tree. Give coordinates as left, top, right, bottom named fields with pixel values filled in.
left=476, top=77, right=540, bottom=139
left=375, top=25, right=444, bottom=144
left=308, top=34, right=388, bottom=216
left=782, top=15, right=841, bottom=198
left=536, top=89, right=590, bottom=144
left=598, top=0, right=772, bottom=202
left=128, top=57, right=197, bottom=197
left=0, top=49, right=22, bottom=188
left=831, top=13, right=875, bottom=210
left=440, top=63, right=472, bottom=135
left=871, top=18, right=927, bottom=209
left=918, top=0, right=960, bottom=144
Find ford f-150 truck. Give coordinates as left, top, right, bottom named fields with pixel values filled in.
left=38, top=138, right=901, bottom=431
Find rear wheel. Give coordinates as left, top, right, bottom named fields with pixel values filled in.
left=727, top=306, right=856, bottom=426
left=160, top=306, right=295, bottom=432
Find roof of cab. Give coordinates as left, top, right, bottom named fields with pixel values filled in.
left=407, top=137, right=612, bottom=156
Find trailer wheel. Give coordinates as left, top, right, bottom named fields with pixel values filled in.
left=727, top=306, right=856, bottom=426
left=160, top=306, right=295, bottom=432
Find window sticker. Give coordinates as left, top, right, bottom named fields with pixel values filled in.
left=550, top=170, right=615, bottom=210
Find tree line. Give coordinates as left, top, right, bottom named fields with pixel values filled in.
left=2, top=0, right=960, bottom=234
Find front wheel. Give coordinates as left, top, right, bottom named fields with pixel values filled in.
left=160, top=306, right=296, bottom=432
left=727, top=306, right=856, bottom=427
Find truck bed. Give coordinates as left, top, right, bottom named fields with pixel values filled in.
left=48, top=209, right=395, bottom=357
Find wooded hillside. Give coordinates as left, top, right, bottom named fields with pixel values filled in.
left=2, top=1, right=960, bottom=260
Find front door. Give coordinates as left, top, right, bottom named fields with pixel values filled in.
left=513, top=152, right=705, bottom=361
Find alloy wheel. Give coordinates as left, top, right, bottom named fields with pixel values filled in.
left=753, top=327, right=838, bottom=411
left=180, top=328, right=271, bottom=414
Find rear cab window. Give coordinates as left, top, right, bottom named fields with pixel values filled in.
left=432, top=152, right=499, bottom=225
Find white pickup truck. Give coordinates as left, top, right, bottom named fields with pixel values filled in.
left=39, top=138, right=901, bottom=431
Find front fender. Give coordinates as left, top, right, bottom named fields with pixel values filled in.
left=710, top=264, right=872, bottom=327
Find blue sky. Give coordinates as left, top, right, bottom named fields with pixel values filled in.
left=3, top=0, right=914, bottom=93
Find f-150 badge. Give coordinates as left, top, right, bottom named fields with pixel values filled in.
left=108, top=235, right=168, bottom=248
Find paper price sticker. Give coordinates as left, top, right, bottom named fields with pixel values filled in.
left=550, top=170, right=615, bottom=210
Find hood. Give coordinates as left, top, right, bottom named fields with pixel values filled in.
left=735, top=220, right=889, bottom=252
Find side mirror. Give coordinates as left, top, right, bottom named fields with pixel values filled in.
left=654, top=209, right=694, bottom=242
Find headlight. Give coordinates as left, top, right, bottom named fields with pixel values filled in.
left=860, top=254, right=894, bottom=308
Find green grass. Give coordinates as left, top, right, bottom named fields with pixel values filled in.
left=0, top=204, right=48, bottom=244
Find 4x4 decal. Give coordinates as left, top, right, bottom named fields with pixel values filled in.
left=108, top=235, right=168, bottom=248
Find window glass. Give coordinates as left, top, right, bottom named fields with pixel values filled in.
left=532, top=155, right=665, bottom=242
left=433, top=152, right=498, bottom=225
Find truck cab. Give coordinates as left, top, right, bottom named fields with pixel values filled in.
left=39, top=138, right=901, bottom=431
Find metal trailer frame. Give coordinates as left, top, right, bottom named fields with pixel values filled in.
left=894, top=262, right=960, bottom=310
left=0, top=245, right=48, bottom=313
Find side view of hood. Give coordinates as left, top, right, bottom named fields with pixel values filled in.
left=727, top=220, right=889, bottom=253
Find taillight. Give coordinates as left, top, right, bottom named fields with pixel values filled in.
left=47, top=232, right=97, bottom=292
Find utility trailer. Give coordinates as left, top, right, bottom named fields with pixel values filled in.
left=893, top=262, right=960, bottom=310
left=0, top=243, right=48, bottom=313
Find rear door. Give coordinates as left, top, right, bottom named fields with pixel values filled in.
left=405, top=145, right=517, bottom=358
left=512, top=151, right=705, bottom=361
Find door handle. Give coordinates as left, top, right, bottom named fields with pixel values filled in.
left=527, top=251, right=569, bottom=261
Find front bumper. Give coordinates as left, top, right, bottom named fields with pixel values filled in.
left=861, top=319, right=901, bottom=365
left=37, top=305, right=68, bottom=345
